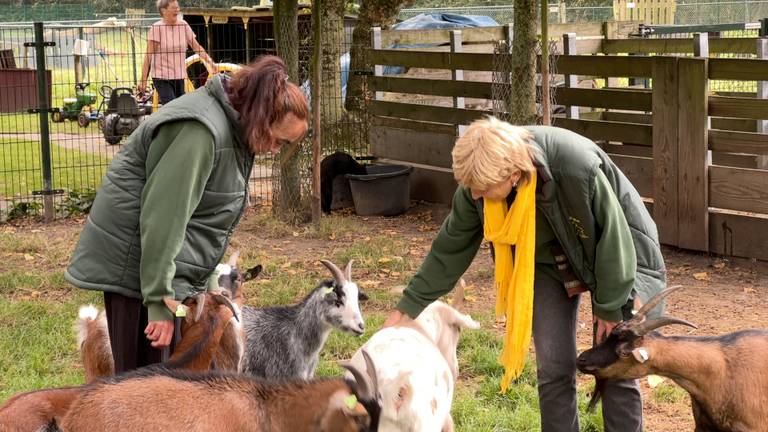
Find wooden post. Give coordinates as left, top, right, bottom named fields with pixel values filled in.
left=757, top=38, right=768, bottom=169
left=541, top=0, right=551, bottom=125
left=450, top=30, right=466, bottom=135
left=563, top=32, right=579, bottom=119
left=311, top=0, right=322, bottom=222
left=450, top=30, right=464, bottom=109
left=677, top=57, right=709, bottom=252
left=652, top=56, right=679, bottom=246
left=602, top=21, right=619, bottom=87
left=372, top=27, right=383, bottom=102
left=693, top=32, right=709, bottom=57
left=559, top=1, right=567, bottom=24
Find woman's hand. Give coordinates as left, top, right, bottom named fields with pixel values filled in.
left=382, top=309, right=411, bottom=328
left=145, top=320, right=174, bottom=348
left=593, top=315, right=620, bottom=344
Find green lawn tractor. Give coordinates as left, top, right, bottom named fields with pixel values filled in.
left=51, top=83, right=99, bottom=127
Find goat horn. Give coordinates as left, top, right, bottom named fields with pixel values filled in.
left=344, top=260, right=354, bottom=282
left=212, top=292, right=240, bottom=322
left=193, top=293, right=206, bottom=323
left=227, top=251, right=240, bottom=268
left=320, top=260, right=347, bottom=286
left=634, top=315, right=698, bottom=336
left=340, top=350, right=378, bottom=402
left=631, top=285, right=684, bottom=321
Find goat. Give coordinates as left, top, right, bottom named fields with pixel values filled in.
left=76, top=252, right=259, bottom=381
left=321, top=151, right=367, bottom=213
left=577, top=286, right=768, bottom=432
left=0, top=289, right=240, bottom=432
left=242, top=259, right=368, bottom=380
left=61, top=351, right=383, bottom=432
left=347, top=279, right=480, bottom=432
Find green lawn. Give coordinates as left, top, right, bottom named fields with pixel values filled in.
left=0, top=212, right=612, bottom=431
left=0, top=139, right=111, bottom=198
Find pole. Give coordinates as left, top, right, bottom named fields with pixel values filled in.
left=33, top=22, right=54, bottom=221
left=310, top=0, right=322, bottom=222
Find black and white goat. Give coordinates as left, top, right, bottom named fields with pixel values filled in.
left=61, top=351, right=383, bottom=432
left=242, top=259, right=368, bottom=380
left=577, top=286, right=768, bottom=432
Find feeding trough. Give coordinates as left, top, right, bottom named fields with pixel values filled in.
left=346, top=164, right=412, bottom=216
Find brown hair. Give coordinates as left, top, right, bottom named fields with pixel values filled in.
left=226, top=55, right=309, bottom=152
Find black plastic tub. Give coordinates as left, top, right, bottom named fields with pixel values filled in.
left=346, top=164, right=412, bottom=216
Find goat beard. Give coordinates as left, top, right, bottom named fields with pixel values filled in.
left=586, top=378, right=605, bottom=412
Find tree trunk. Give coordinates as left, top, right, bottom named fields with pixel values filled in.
left=273, top=0, right=304, bottom=223
left=345, top=0, right=415, bottom=112
left=509, top=0, right=538, bottom=125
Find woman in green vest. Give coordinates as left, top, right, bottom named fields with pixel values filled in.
left=384, top=117, right=667, bottom=431
left=65, top=55, right=309, bottom=373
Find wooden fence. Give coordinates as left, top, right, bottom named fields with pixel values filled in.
left=367, top=25, right=768, bottom=261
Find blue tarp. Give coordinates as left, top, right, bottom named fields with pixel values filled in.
left=384, top=13, right=500, bottom=74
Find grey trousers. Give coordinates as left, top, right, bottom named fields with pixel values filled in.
left=532, top=275, right=643, bottom=432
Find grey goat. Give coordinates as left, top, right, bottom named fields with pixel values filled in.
left=242, top=259, right=368, bottom=379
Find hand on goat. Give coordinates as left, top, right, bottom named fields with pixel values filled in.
left=382, top=309, right=411, bottom=328
left=592, top=315, right=619, bottom=344
left=145, top=320, right=174, bottom=348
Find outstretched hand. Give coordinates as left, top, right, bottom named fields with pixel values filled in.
left=593, top=315, right=620, bottom=344
left=145, top=319, right=174, bottom=348
left=382, top=309, right=411, bottom=329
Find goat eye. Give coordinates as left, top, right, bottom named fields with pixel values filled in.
left=334, top=300, right=344, bottom=308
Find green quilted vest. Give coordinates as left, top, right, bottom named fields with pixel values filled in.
left=65, top=75, right=253, bottom=301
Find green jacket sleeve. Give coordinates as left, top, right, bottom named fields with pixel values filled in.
left=397, top=186, right=484, bottom=318
left=591, top=169, right=637, bottom=322
left=140, top=120, right=215, bottom=321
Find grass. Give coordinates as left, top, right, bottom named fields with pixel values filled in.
left=653, top=382, right=689, bottom=404
left=0, top=139, right=111, bottom=198
left=0, top=211, right=685, bottom=431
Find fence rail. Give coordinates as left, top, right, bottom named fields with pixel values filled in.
left=367, top=27, right=768, bottom=261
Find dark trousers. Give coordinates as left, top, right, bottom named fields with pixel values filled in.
left=152, top=78, right=185, bottom=105
left=532, top=275, right=643, bottom=432
left=103, top=292, right=175, bottom=373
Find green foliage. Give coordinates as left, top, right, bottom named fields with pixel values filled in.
left=57, top=187, right=96, bottom=217
left=7, top=200, right=42, bottom=221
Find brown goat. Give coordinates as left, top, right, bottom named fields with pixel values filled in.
left=77, top=252, right=258, bottom=381
left=0, top=290, right=240, bottom=432
left=61, top=351, right=382, bottom=432
left=577, top=286, right=768, bottom=432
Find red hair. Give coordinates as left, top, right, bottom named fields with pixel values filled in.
left=226, top=55, right=309, bottom=151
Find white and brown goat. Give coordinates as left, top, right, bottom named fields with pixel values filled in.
left=61, top=351, right=383, bottom=432
left=577, top=286, right=768, bottom=432
left=347, top=280, right=480, bottom=432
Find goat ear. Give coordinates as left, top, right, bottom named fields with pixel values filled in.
left=358, top=290, right=369, bottom=301
left=163, top=297, right=180, bottom=314
left=631, top=347, right=650, bottom=363
left=243, top=265, right=262, bottom=281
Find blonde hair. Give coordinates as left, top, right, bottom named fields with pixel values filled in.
left=452, top=116, right=537, bottom=191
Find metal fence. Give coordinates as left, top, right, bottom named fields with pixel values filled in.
left=399, top=0, right=768, bottom=25
left=0, top=17, right=368, bottom=222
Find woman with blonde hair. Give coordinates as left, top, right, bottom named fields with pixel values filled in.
left=384, top=116, right=666, bottom=431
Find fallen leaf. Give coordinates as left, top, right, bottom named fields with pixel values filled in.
left=23, top=253, right=34, bottom=261
left=693, top=272, right=710, bottom=281
left=359, top=280, right=380, bottom=289
left=647, top=375, right=665, bottom=388
left=378, top=257, right=392, bottom=264
left=712, top=261, right=726, bottom=270
left=744, top=287, right=756, bottom=294
left=390, top=271, right=401, bottom=277
left=280, top=261, right=292, bottom=269
left=292, top=231, right=299, bottom=237
left=464, top=295, right=478, bottom=303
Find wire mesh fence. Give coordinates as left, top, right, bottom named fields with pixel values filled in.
left=0, top=15, right=369, bottom=222
left=492, top=38, right=559, bottom=125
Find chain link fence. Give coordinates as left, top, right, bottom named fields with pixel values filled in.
left=492, top=38, right=559, bottom=125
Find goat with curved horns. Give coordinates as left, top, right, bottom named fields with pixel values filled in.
left=577, top=286, right=768, bottom=432
left=241, top=259, right=368, bottom=380
left=62, top=351, right=383, bottom=432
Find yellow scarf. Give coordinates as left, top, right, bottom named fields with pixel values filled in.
left=483, top=171, right=537, bottom=392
